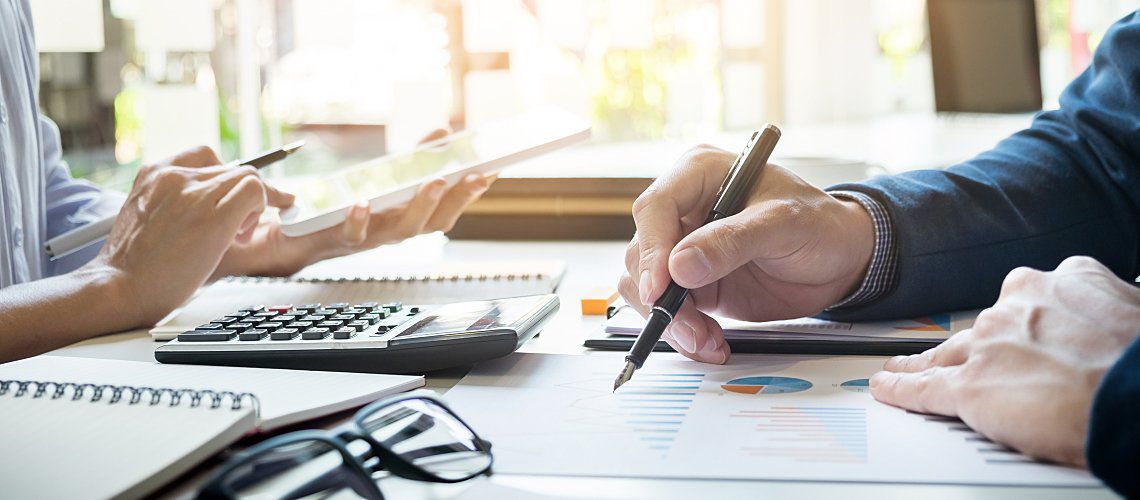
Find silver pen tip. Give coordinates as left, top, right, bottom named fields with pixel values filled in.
left=613, top=361, right=637, bottom=392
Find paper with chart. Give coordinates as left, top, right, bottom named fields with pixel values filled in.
left=604, top=308, right=979, bottom=343
left=444, top=353, right=1099, bottom=487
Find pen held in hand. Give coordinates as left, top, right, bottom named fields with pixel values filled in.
left=613, top=125, right=781, bottom=392
left=44, top=141, right=305, bottom=260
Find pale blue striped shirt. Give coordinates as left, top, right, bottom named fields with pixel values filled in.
left=0, top=0, right=121, bottom=288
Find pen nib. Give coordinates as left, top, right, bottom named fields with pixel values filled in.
left=613, top=361, right=637, bottom=392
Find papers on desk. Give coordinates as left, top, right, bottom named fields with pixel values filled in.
left=605, top=307, right=979, bottom=344
left=444, top=353, right=1099, bottom=488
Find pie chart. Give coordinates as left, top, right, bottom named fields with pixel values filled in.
left=720, top=376, right=812, bottom=395
left=840, top=378, right=870, bottom=393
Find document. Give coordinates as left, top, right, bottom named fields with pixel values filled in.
left=444, top=353, right=1100, bottom=488
left=605, top=307, right=979, bottom=343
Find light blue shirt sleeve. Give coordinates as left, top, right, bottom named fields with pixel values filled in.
left=39, top=116, right=124, bottom=277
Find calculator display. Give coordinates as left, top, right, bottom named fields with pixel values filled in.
left=393, top=299, right=534, bottom=341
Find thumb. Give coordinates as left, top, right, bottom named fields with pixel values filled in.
left=667, top=203, right=808, bottom=289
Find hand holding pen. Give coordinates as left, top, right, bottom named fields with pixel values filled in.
left=614, top=125, right=782, bottom=389
left=615, top=125, right=881, bottom=376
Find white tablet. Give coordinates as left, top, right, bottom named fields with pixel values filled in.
left=275, top=107, right=591, bottom=236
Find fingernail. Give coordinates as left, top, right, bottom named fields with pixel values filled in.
left=671, top=320, right=699, bottom=354
left=672, top=247, right=712, bottom=285
left=638, top=270, right=653, bottom=304
left=869, top=371, right=892, bottom=388
left=463, top=173, right=480, bottom=184
left=428, top=180, right=447, bottom=197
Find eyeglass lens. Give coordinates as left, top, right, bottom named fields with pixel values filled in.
left=220, top=439, right=376, bottom=500
left=360, top=398, right=491, bottom=481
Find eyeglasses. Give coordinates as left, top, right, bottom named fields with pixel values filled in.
left=197, top=391, right=493, bottom=499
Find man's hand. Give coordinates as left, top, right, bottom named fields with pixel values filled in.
left=871, top=256, right=1140, bottom=466
left=617, top=145, right=876, bottom=363
left=213, top=130, right=494, bottom=278
left=93, top=146, right=294, bottom=326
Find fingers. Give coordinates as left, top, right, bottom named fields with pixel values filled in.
left=167, top=145, right=223, bottom=168
left=423, top=174, right=492, bottom=233
left=665, top=300, right=730, bottom=364
left=630, top=146, right=735, bottom=303
left=214, top=175, right=270, bottom=238
left=340, top=202, right=370, bottom=247
left=384, top=178, right=448, bottom=238
left=668, top=200, right=811, bottom=289
left=870, top=366, right=959, bottom=416
left=883, top=328, right=976, bottom=373
left=417, top=128, right=451, bottom=145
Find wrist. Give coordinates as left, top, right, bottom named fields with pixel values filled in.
left=77, top=262, right=153, bottom=329
left=835, top=198, right=876, bottom=299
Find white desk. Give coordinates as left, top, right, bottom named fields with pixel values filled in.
left=47, top=239, right=1112, bottom=499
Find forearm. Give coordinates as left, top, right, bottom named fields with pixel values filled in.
left=0, top=265, right=137, bottom=363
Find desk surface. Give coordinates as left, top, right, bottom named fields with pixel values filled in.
left=47, top=239, right=1113, bottom=499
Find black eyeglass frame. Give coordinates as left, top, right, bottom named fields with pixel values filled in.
left=197, top=391, right=493, bottom=499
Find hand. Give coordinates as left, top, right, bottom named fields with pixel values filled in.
left=213, top=130, right=495, bottom=277
left=871, top=256, right=1140, bottom=466
left=617, top=145, right=876, bottom=363
left=91, top=146, right=294, bottom=325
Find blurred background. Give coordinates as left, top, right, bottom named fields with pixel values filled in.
left=31, top=0, right=1139, bottom=197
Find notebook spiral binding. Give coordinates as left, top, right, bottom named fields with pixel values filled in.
left=0, top=380, right=261, bottom=414
left=223, top=272, right=548, bottom=284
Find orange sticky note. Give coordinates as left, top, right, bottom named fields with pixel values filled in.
left=581, top=286, right=620, bottom=315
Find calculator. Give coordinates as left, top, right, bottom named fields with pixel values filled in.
left=154, top=294, right=559, bottom=373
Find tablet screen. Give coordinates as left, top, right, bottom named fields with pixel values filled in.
left=273, top=107, right=590, bottom=232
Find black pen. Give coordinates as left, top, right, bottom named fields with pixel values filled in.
left=44, top=141, right=306, bottom=260
left=613, top=125, right=781, bottom=391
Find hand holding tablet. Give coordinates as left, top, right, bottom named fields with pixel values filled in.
left=275, top=107, right=591, bottom=236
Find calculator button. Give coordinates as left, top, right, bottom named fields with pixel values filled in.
left=257, top=321, right=283, bottom=330
left=301, top=327, right=330, bottom=340
left=178, top=330, right=236, bottom=342
left=238, top=306, right=264, bottom=315
left=300, top=315, right=326, bottom=323
left=252, top=312, right=277, bottom=320
left=374, top=310, right=391, bottom=320
left=314, top=309, right=339, bottom=317
left=277, top=314, right=302, bottom=323
left=330, top=314, right=356, bottom=322
left=408, top=306, right=421, bottom=314
left=228, top=310, right=252, bottom=319
left=374, top=325, right=392, bottom=334
left=239, top=329, right=269, bottom=341
left=382, top=302, right=403, bottom=313
left=359, top=313, right=382, bottom=325
left=230, top=322, right=255, bottom=332
left=318, top=320, right=345, bottom=329
left=270, top=328, right=299, bottom=340
left=195, top=323, right=227, bottom=331
left=346, top=320, right=369, bottom=332
left=212, top=317, right=239, bottom=325
left=268, top=305, right=293, bottom=314
left=286, top=321, right=314, bottom=329
left=295, top=304, right=321, bottom=312
left=333, top=327, right=356, bottom=340
left=343, top=308, right=367, bottom=316
left=356, top=302, right=379, bottom=311
left=326, top=302, right=350, bottom=311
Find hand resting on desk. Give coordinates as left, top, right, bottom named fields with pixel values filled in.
left=872, top=256, right=1140, bottom=466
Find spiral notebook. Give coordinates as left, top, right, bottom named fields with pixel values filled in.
left=0, top=356, right=423, bottom=500
left=151, top=260, right=566, bottom=340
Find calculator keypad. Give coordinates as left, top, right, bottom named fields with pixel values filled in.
left=176, top=303, right=420, bottom=343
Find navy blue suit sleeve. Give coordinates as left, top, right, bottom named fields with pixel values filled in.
left=1087, top=336, right=1140, bottom=498
left=823, top=12, right=1140, bottom=321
